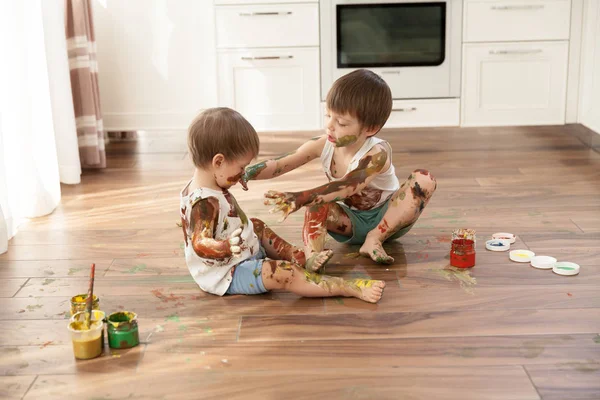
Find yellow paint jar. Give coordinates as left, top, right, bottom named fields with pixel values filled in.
left=68, top=311, right=105, bottom=360
left=70, top=294, right=100, bottom=316
left=71, top=310, right=106, bottom=350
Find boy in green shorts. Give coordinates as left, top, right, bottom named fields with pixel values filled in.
left=241, top=69, right=437, bottom=267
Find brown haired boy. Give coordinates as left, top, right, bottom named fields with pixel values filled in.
left=240, top=70, right=437, bottom=266
left=180, top=107, right=385, bottom=302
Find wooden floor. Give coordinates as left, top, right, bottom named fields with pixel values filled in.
left=1, top=125, right=600, bottom=399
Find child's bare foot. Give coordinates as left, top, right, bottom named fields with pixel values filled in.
left=359, top=238, right=394, bottom=264
left=348, top=279, right=386, bottom=303
left=305, top=249, right=334, bottom=272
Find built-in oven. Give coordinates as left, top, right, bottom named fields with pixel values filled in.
left=320, top=0, right=462, bottom=100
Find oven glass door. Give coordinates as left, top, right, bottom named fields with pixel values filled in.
left=337, top=2, right=446, bottom=68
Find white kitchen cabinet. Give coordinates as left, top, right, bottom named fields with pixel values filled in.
left=215, top=1, right=320, bottom=131
left=217, top=47, right=320, bottom=131
left=461, top=41, right=569, bottom=126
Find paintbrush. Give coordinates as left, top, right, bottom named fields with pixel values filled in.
left=84, top=263, right=96, bottom=329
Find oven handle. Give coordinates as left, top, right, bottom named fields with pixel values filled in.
left=491, top=5, right=544, bottom=11
left=489, top=49, right=543, bottom=55
left=392, top=107, right=417, bottom=112
left=241, top=55, right=294, bottom=61
left=239, top=11, right=293, bottom=16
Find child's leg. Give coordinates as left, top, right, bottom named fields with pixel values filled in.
left=261, top=259, right=385, bottom=303
left=251, top=217, right=333, bottom=271
left=360, top=169, right=437, bottom=264
left=302, top=203, right=353, bottom=271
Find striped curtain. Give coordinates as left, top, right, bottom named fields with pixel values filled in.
left=65, top=0, right=106, bottom=169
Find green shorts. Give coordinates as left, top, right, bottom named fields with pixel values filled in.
left=328, top=199, right=414, bottom=245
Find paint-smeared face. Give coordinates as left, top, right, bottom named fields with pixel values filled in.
left=215, top=152, right=255, bottom=189
left=324, top=109, right=370, bottom=148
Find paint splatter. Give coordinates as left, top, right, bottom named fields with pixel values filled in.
left=165, top=315, right=180, bottom=323
left=185, top=358, right=191, bottom=363
left=593, top=335, right=600, bottom=344
left=436, top=236, right=451, bottom=243
left=41, top=279, right=55, bottom=286
left=203, top=327, right=213, bottom=334
left=252, top=268, right=261, bottom=278
left=136, top=253, right=150, bottom=258
left=155, top=325, right=165, bottom=332
left=567, top=293, right=573, bottom=297
left=176, top=221, right=183, bottom=227
left=344, top=252, right=361, bottom=259
left=124, top=264, right=147, bottom=274
left=68, top=267, right=83, bottom=276
left=151, top=289, right=185, bottom=303
left=44, top=270, right=55, bottom=275
left=26, top=304, right=43, bottom=312
left=334, top=298, right=344, bottom=305
left=178, top=325, right=188, bottom=332
left=431, top=266, right=477, bottom=294
left=17, top=309, right=25, bottom=313
left=40, top=341, right=53, bottom=349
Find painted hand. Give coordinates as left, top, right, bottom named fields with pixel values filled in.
left=239, top=172, right=249, bottom=191
left=264, top=190, right=299, bottom=221
left=228, top=228, right=243, bottom=255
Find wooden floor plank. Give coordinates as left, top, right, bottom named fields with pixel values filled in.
left=25, top=367, right=540, bottom=400
left=239, top=309, right=600, bottom=342
left=0, top=376, right=36, bottom=400
left=525, top=363, right=600, bottom=400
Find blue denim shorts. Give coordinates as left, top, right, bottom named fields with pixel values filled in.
left=226, top=247, right=268, bottom=295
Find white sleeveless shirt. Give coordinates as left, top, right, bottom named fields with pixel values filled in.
left=321, top=137, right=399, bottom=210
left=180, top=182, right=260, bottom=296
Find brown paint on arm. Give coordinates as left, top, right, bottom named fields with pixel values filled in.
left=293, top=149, right=388, bottom=208
left=190, top=197, right=232, bottom=260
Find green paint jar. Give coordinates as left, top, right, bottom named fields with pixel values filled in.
left=107, top=311, right=140, bottom=349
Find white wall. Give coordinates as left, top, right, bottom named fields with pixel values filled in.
left=92, top=0, right=218, bottom=130
left=578, top=0, right=600, bottom=134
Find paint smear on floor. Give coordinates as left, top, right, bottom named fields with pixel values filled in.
left=431, top=265, right=477, bottom=294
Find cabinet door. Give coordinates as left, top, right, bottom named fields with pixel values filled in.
left=217, top=48, right=320, bottom=131
left=462, top=42, right=569, bottom=127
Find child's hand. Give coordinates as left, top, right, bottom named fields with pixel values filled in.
left=228, top=228, right=243, bottom=255
left=264, top=190, right=299, bottom=221
left=239, top=173, right=249, bottom=191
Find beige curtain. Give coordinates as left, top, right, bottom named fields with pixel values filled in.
left=65, top=0, right=106, bottom=169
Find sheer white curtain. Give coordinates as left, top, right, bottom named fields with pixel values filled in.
left=0, top=0, right=82, bottom=254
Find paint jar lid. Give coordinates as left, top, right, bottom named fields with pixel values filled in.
left=492, top=232, right=516, bottom=244
left=553, top=262, right=580, bottom=276
left=530, top=255, right=557, bottom=270
left=486, top=239, right=510, bottom=252
left=510, top=249, right=535, bottom=263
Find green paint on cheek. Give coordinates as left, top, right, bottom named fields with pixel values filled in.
left=335, top=135, right=358, bottom=147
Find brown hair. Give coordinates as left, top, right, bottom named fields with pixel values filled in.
left=187, top=107, right=260, bottom=168
left=326, top=69, right=392, bottom=132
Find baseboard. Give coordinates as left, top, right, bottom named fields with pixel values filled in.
left=565, top=123, right=600, bottom=152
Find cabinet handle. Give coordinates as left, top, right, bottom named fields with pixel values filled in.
left=489, top=49, right=543, bottom=55
left=491, top=5, right=544, bottom=11
left=392, top=107, right=417, bottom=112
left=241, top=55, right=294, bottom=60
left=239, top=11, right=292, bottom=16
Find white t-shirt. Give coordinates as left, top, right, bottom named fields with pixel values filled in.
left=179, top=181, right=260, bottom=296
left=320, top=137, right=400, bottom=210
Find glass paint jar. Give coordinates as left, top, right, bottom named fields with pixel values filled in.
left=70, top=294, right=100, bottom=316
left=107, top=311, right=140, bottom=349
left=450, top=228, right=476, bottom=268
left=68, top=311, right=105, bottom=360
